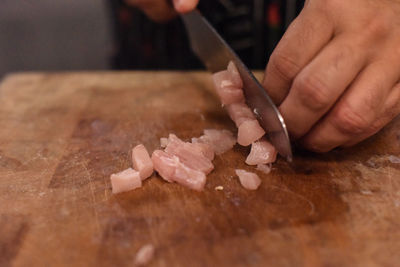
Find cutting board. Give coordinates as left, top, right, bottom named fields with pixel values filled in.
left=0, top=72, right=399, bottom=267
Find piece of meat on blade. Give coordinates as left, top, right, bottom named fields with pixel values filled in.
left=245, top=139, right=277, bottom=165
left=152, top=150, right=207, bottom=191
left=193, top=129, right=236, bottom=155
left=131, top=144, right=153, bottom=180
left=235, top=169, right=262, bottom=190
left=110, top=168, right=142, bottom=194
left=212, top=70, right=244, bottom=105
left=165, top=134, right=214, bottom=174
left=226, top=102, right=255, bottom=127
left=227, top=61, right=243, bottom=88
left=237, top=120, right=266, bottom=146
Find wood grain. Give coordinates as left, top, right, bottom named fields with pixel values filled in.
left=0, top=72, right=399, bottom=267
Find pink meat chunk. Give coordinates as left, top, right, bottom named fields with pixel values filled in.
left=212, top=70, right=244, bottom=105
left=190, top=142, right=215, bottom=161
left=194, top=129, right=236, bottom=155
left=226, top=102, right=256, bottom=127
left=160, top=137, right=169, bottom=148
left=151, top=150, right=207, bottom=191
left=110, top=168, right=142, bottom=194
left=135, top=244, right=154, bottom=266
left=245, top=140, right=277, bottom=165
left=235, top=169, right=261, bottom=190
left=151, top=150, right=176, bottom=182
left=135, top=244, right=155, bottom=266
left=256, top=164, right=272, bottom=174
left=237, top=120, right=266, bottom=146
left=227, top=61, right=243, bottom=88
left=165, top=134, right=214, bottom=174
left=132, top=144, right=153, bottom=180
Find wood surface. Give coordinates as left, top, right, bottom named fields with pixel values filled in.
left=0, top=72, right=399, bottom=267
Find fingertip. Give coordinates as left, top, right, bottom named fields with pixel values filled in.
left=300, top=133, right=334, bottom=153
left=173, top=0, right=199, bottom=13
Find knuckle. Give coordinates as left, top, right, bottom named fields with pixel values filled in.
left=268, top=52, right=300, bottom=82
left=294, top=74, right=331, bottom=111
left=363, top=15, right=391, bottom=40
left=331, top=104, right=371, bottom=135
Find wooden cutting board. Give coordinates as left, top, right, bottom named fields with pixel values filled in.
left=0, top=72, right=399, bottom=267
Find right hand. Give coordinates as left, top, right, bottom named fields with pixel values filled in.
left=124, top=0, right=199, bottom=22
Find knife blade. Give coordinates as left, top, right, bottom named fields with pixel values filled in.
left=181, top=10, right=293, bottom=161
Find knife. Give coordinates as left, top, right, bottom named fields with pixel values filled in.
left=181, top=10, right=293, bottom=161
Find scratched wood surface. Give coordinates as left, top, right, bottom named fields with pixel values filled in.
left=0, top=72, right=399, bottom=267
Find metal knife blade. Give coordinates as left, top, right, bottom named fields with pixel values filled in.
left=181, top=10, right=293, bottom=161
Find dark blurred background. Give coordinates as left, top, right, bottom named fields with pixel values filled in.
left=0, top=0, right=112, bottom=79
left=0, top=0, right=302, bottom=79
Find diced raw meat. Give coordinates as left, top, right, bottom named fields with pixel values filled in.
left=151, top=150, right=207, bottom=191
left=388, top=155, right=400, bottom=164
left=110, top=168, right=142, bottom=194
left=256, top=164, right=272, bottom=174
left=190, top=142, right=215, bottom=160
left=173, top=162, right=207, bottom=191
left=212, top=70, right=235, bottom=89
left=235, top=169, right=261, bottom=190
left=194, top=129, right=236, bottom=155
left=226, top=102, right=255, bottom=127
left=151, top=150, right=177, bottom=182
left=227, top=61, right=243, bottom=88
left=165, top=134, right=214, bottom=174
left=237, top=120, right=265, bottom=146
left=135, top=244, right=155, bottom=266
left=212, top=70, right=244, bottom=105
left=132, top=144, right=153, bottom=180
left=160, top=137, right=169, bottom=148
left=245, top=140, right=277, bottom=165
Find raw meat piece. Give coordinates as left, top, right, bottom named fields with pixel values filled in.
left=227, top=61, right=243, bottom=88
left=194, top=129, right=236, bottom=155
left=388, top=155, right=400, bottom=164
left=235, top=169, right=262, bottom=190
left=245, top=140, right=277, bottom=165
left=160, top=137, right=169, bottom=148
left=226, top=102, right=255, bottom=127
left=237, top=120, right=265, bottom=146
left=165, top=134, right=214, bottom=174
left=132, top=144, right=153, bottom=180
left=256, top=164, right=272, bottom=174
left=151, top=150, right=207, bottom=191
left=173, top=162, right=207, bottom=191
left=135, top=244, right=155, bottom=266
left=212, top=70, right=244, bottom=105
left=151, top=150, right=177, bottom=182
left=110, top=168, right=142, bottom=194
left=191, top=142, right=215, bottom=160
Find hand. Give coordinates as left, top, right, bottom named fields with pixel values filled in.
left=262, top=0, right=400, bottom=152
left=124, top=0, right=199, bottom=22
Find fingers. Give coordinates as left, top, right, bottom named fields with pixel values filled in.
left=125, top=0, right=177, bottom=22
left=300, top=60, right=400, bottom=152
left=262, top=6, right=334, bottom=104
left=278, top=33, right=368, bottom=139
left=342, top=82, right=400, bottom=147
left=173, top=0, right=199, bottom=13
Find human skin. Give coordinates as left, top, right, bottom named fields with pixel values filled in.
left=125, top=0, right=400, bottom=152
